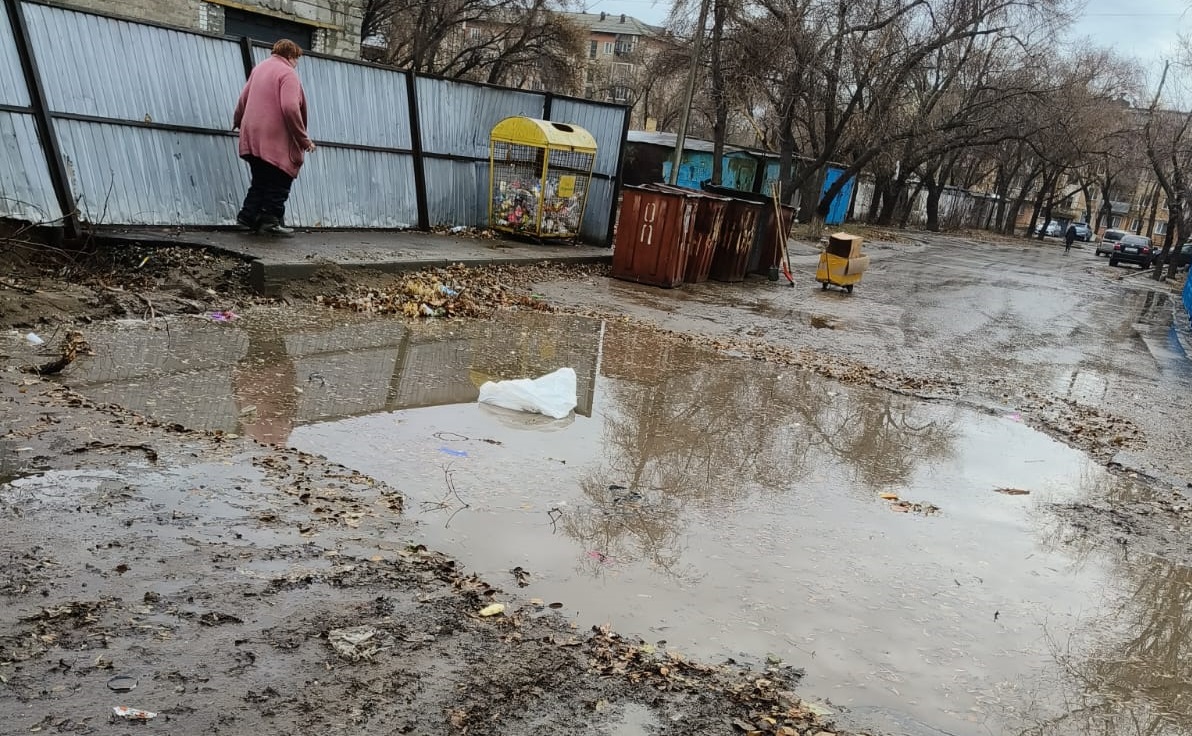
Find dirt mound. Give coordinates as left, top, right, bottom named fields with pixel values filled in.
left=0, top=233, right=254, bottom=329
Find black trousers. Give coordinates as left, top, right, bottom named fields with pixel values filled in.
left=238, top=155, right=294, bottom=226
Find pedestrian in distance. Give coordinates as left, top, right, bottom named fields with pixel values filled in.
left=233, top=39, right=315, bottom=237
left=1064, top=224, right=1076, bottom=254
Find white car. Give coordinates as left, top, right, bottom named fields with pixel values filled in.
left=1096, top=228, right=1128, bottom=257
left=1034, top=220, right=1063, bottom=237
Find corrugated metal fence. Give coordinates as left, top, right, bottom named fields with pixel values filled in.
left=0, top=0, right=629, bottom=244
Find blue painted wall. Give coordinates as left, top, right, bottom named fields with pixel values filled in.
left=661, top=152, right=759, bottom=191
left=756, top=162, right=854, bottom=223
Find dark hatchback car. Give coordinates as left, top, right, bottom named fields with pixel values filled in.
left=1109, top=234, right=1155, bottom=268
left=1156, top=242, right=1192, bottom=270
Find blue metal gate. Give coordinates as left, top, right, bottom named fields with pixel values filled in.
left=821, top=166, right=854, bottom=226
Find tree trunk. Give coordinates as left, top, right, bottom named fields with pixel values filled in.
left=866, top=174, right=888, bottom=223
left=1168, top=200, right=1185, bottom=279
left=899, top=179, right=925, bottom=228
left=875, top=178, right=902, bottom=226
left=798, top=171, right=821, bottom=224
left=708, top=0, right=727, bottom=186
left=993, top=172, right=1010, bottom=233
left=1039, top=178, right=1058, bottom=242
left=1005, top=178, right=1037, bottom=236
left=846, top=174, right=861, bottom=222
left=925, top=178, right=945, bottom=232
left=1146, top=188, right=1161, bottom=239
left=1028, top=177, right=1048, bottom=238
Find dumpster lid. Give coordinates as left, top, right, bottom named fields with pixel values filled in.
left=491, top=116, right=597, bottom=151
left=644, top=183, right=734, bottom=200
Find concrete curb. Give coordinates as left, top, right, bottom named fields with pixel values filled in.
left=91, top=229, right=612, bottom=297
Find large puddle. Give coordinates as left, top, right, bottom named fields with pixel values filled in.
left=54, top=310, right=1192, bottom=736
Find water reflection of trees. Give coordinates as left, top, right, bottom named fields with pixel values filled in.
left=1024, top=476, right=1192, bottom=736
left=563, top=326, right=959, bottom=577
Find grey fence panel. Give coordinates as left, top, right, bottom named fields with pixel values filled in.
left=0, top=112, right=58, bottom=221
left=421, top=158, right=490, bottom=228
left=416, top=77, right=544, bottom=157
left=67, top=322, right=248, bottom=383
left=579, top=176, right=614, bottom=244
left=252, top=46, right=413, bottom=150
left=83, top=370, right=240, bottom=432
left=55, top=119, right=245, bottom=225
left=548, top=98, right=626, bottom=177
left=24, top=4, right=244, bottom=129
left=292, top=349, right=401, bottom=423
left=391, top=337, right=478, bottom=410
left=0, top=6, right=28, bottom=107
left=287, top=147, right=419, bottom=228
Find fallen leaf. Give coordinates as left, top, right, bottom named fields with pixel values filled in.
left=994, top=488, right=1031, bottom=496
left=879, top=492, right=899, bottom=500
left=478, top=603, right=505, bottom=617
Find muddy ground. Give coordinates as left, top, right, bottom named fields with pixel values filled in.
left=0, top=378, right=838, bottom=736
left=3, top=229, right=1191, bottom=735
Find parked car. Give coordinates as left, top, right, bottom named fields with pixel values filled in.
left=1155, top=242, right=1192, bottom=270
left=1068, top=222, right=1093, bottom=241
left=1034, top=220, right=1063, bottom=237
left=1096, top=228, right=1128, bottom=257
left=1109, top=234, right=1154, bottom=268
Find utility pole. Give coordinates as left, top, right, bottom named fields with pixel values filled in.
left=668, top=0, right=711, bottom=186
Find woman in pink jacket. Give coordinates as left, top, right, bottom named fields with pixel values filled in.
left=233, top=39, right=315, bottom=237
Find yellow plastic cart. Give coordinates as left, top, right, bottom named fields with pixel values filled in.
left=816, top=232, right=869, bottom=293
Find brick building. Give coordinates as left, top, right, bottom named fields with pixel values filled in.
left=565, top=11, right=660, bottom=104
left=59, top=0, right=362, bottom=56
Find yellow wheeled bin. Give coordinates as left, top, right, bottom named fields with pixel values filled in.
left=816, top=232, right=869, bottom=293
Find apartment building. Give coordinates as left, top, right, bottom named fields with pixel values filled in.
left=566, top=11, right=660, bottom=104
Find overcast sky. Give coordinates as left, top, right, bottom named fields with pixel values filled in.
left=579, top=0, right=1190, bottom=77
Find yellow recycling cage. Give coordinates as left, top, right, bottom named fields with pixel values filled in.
left=489, top=116, right=597, bottom=240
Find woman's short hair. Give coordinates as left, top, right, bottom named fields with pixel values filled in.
left=271, top=39, right=303, bottom=60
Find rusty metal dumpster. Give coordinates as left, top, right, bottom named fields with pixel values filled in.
left=642, top=184, right=731, bottom=283
left=709, top=198, right=763, bottom=282
left=612, top=186, right=696, bottom=288
left=702, top=184, right=795, bottom=277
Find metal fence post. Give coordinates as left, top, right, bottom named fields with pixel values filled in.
left=605, top=105, right=631, bottom=248
left=542, top=92, right=553, bottom=122
left=238, top=36, right=255, bottom=77
left=5, top=0, right=79, bottom=238
left=404, top=71, right=430, bottom=230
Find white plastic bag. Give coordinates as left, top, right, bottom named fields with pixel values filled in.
left=478, top=368, right=577, bottom=419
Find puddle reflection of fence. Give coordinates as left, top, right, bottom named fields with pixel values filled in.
left=64, top=315, right=604, bottom=437
left=0, top=439, right=23, bottom=484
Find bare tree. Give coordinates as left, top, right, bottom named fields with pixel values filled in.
left=1142, top=58, right=1192, bottom=280
left=361, top=0, right=585, bottom=91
